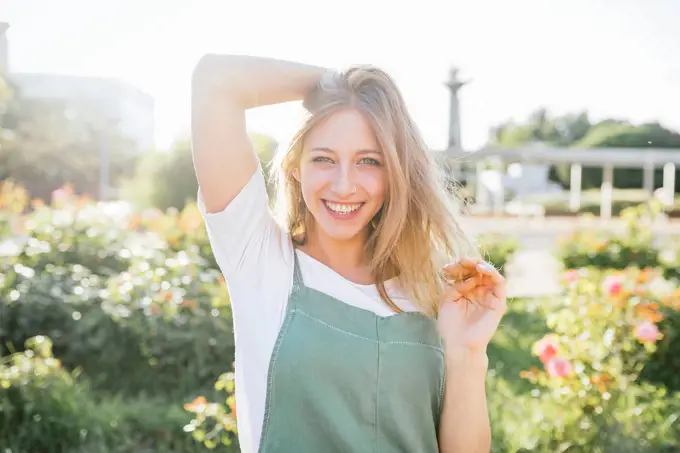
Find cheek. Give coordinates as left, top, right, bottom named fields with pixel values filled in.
left=300, top=166, right=330, bottom=196
left=359, top=169, right=387, bottom=200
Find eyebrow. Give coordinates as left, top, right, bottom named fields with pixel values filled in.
left=309, top=147, right=382, bottom=155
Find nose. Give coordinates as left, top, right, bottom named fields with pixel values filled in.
left=330, top=163, right=356, bottom=199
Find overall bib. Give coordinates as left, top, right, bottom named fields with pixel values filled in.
left=258, top=253, right=446, bottom=453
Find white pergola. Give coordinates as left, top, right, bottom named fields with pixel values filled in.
left=442, top=68, right=680, bottom=219
left=445, top=146, right=679, bottom=219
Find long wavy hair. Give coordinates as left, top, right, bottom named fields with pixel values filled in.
left=270, top=65, right=479, bottom=317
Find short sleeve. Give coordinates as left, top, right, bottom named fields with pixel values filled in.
left=197, top=166, right=290, bottom=278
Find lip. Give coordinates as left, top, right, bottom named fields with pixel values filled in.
left=322, top=200, right=365, bottom=220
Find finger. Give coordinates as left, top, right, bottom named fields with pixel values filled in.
left=476, top=262, right=506, bottom=297
left=484, top=294, right=506, bottom=312
left=475, top=261, right=500, bottom=280
left=469, top=305, right=505, bottom=342
left=458, top=258, right=483, bottom=278
left=455, top=277, right=479, bottom=294
left=443, top=257, right=482, bottom=278
left=442, top=262, right=470, bottom=282
left=474, top=286, right=488, bottom=301
left=475, top=296, right=494, bottom=310
left=447, top=288, right=464, bottom=302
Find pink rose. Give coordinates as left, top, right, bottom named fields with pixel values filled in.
left=563, top=269, right=579, bottom=283
left=51, top=188, right=68, bottom=203
left=532, top=334, right=559, bottom=364
left=546, top=357, right=573, bottom=378
left=603, top=275, right=624, bottom=297
left=634, top=321, right=661, bottom=343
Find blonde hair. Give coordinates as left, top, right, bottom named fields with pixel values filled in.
left=271, top=65, right=479, bottom=317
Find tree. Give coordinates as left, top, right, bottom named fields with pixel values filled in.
left=0, top=84, right=138, bottom=202
left=488, top=109, right=680, bottom=191
left=573, top=122, right=680, bottom=190
left=489, top=109, right=593, bottom=148
left=122, top=132, right=278, bottom=211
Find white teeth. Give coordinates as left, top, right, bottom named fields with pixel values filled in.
left=325, top=201, right=362, bottom=214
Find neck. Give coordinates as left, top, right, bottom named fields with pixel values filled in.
left=302, top=224, right=373, bottom=284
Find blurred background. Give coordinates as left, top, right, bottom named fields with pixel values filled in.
left=0, top=0, right=679, bottom=452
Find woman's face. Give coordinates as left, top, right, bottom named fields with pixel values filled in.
left=297, top=108, right=386, bottom=244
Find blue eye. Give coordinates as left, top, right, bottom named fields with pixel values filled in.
left=312, top=156, right=334, bottom=163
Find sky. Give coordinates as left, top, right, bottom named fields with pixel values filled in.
left=3, top=0, right=680, bottom=151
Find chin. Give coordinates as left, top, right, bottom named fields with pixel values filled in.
left=317, top=223, right=369, bottom=242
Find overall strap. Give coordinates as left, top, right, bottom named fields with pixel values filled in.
left=290, top=249, right=306, bottom=298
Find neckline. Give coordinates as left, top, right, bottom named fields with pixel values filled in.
left=298, top=283, right=432, bottom=321
left=294, top=249, right=397, bottom=290
left=293, top=249, right=424, bottom=318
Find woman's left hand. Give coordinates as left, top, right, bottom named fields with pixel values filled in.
left=437, top=257, right=507, bottom=357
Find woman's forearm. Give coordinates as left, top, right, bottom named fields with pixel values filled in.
left=192, top=54, right=327, bottom=109
left=438, top=349, right=491, bottom=453
left=190, top=54, right=326, bottom=213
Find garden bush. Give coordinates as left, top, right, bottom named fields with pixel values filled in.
left=556, top=204, right=662, bottom=271
left=555, top=201, right=680, bottom=392
left=0, top=186, right=238, bottom=451
left=0, top=336, right=233, bottom=453
left=129, top=201, right=217, bottom=270
left=556, top=201, right=680, bottom=281
left=0, top=188, right=233, bottom=399
left=0, top=180, right=29, bottom=239
left=0, top=335, right=96, bottom=452
left=183, top=368, right=239, bottom=450
left=100, top=241, right=233, bottom=397
left=498, top=267, right=680, bottom=452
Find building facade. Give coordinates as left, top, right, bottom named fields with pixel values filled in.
left=0, top=22, right=155, bottom=152
left=11, top=72, right=155, bottom=152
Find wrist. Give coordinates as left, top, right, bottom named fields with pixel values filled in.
left=444, top=345, right=489, bottom=375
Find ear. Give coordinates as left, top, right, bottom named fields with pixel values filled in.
left=293, top=168, right=301, bottom=182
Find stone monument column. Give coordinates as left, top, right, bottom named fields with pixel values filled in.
left=445, top=67, right=468, bottom=150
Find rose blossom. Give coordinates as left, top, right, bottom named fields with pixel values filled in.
left=634, top=321, right=661, bottom=343
left=603, top=275, right=624, bottom=297
left=563, top=269, right=579, bottom=283
left=532, top=334, right=559, bottom=363
left=546, top=357, right=573, bottom=378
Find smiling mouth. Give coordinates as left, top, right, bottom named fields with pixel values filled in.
left=323, top=200, right=364, bottom=217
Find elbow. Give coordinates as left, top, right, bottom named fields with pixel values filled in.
left=191, top=54, right=247, bottom=106
left=192, top=53, right=223, bottom=91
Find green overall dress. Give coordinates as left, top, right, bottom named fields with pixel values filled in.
left=258, top=252, right=446, bottom=452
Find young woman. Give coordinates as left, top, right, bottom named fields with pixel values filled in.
left=191, top=54, right=507, bottom=453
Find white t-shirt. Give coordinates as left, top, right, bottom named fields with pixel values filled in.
left=198, top=167, right=419, bottom=453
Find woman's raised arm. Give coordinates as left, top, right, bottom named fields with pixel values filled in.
left=190, top=54, right=326, bottom=213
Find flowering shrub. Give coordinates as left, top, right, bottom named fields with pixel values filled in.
left=183, top=368, right=238, bottom=449
left=101, top=243, right=233, bottom=396
left=0, top=180, right=29, bottom=238
left=130, top=201, right=217, bottom=270
left=512, top=267, right=680, bottom=451
left=0, top=186, right=233, bottom=399
left=0, top=184, right=239, bottom=451
left=0, top=335, right=95, bottom=452
left=0, top=335, right=232, bottom=452
left=556, top=204, right=661, bottom=271
left=659, top=240, right=680, bottom=282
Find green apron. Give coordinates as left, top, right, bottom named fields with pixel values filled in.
left=258, top=252, right=446, bottom=452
